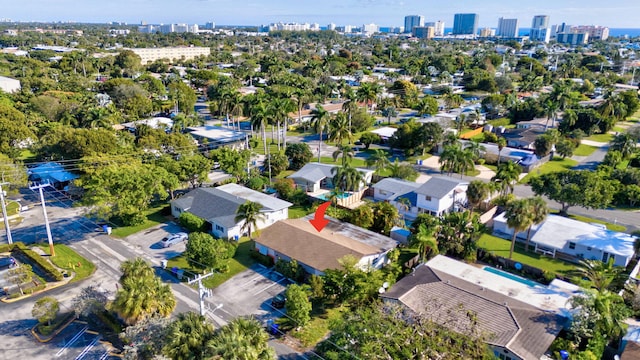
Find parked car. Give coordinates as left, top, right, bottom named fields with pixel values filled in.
left=161, top=232, right=188, bottom=248
left=271, top=293, right=286, bottom=309
left=0, top=256, right=16, bottom=270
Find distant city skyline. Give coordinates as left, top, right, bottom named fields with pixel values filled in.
left=4, top=0, right=640, bottom=28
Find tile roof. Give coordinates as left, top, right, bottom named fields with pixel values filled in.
left=382, top=263, right=565, bottom=360
left=413, top=176, right=467, bottom=198
left=255, top=217, right=396, bottom=272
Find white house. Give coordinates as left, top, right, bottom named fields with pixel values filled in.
left=255, top=216, right=398, bottom=275
left=170, top=184, right=292, bottom=240
left=371, top=176, right=468, bottom=218
left=288, top=163, right=374, bottom=193
left=493, top=213, right=637, bottom=267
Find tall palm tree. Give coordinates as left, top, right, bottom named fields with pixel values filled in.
left=120, top=257, right=154, bottom=282
left=269, top=97, right=295, bottom=150
left=366, top=149, right=391, bottom=174
left=356, top=82, right=381, bottom=112
left=331, top=164, right=363, bottom=192
left=492, top=161, right=522, bottom=196
left=328, top=112, right=353, bottom=145
left=411, top=224, right=439, bottom=262
left=164, top=312, right=215, bottom=360
left=250, top=101, right=269, bottom=156
left=332, top=145, right=354, bottom=167
left=444, top=93, right=464, bottom=110
left=464, top=139, right=486, bottom=163
left=235, top=201, right=265, bottom=238
left=381, top=106, right=398, bottom=125
left=310, top=105, right=330, bottom=163
left=342, top=86, right=358, bottom=130
left=466, top=180, right=490, bottom=212
left=524, top=196, right=548, bottom=252
left=496, top=137, right=507, bottom=165
left=505, top=199, right=534, bottom=259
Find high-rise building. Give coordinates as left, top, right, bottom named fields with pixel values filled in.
left=362, top=23, right=379, bottom=36
left=425, top=21, right=445, bottom=36
left=453, top=13, right=479, bottom=35
left=327, top=23, right=336, bottom=31
left=530, top=15, right=550, bottom=43
left=497, top=18, right=518, bottom=38
left=556, top=31, right=589, bottom=45
left=404, top=15, right=425, bottom=34
left=572, top=25, right=609, bottom=40
left=531, top=15, right=549, bottom=29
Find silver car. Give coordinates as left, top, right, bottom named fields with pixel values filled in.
left=160, top=232, right=188, bottom=248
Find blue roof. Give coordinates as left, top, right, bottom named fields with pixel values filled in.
left=29, top=162, right=78, bottom=184
left=391, top=228, right=411, bottom=237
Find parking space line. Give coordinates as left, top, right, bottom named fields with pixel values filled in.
left=74, top=336, right=100, bottom=360
left=55, top=326, right=88, bottom=357
left=252, top=276, right=287, bottom=295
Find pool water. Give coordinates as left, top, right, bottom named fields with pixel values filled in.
left=483, top=266, right=541, bottom=288
left=316, top=192, right=350, bottom=201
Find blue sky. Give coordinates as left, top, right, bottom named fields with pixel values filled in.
left=5, top=0, right=640, bottom=28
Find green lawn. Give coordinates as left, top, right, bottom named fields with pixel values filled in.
left=520, top=158, right=578, bottom=183
left=573, top=144, right=598, bottom=157
left=553, top=212, right=627, bottom=232
left=276, top=170, right=295, bottom=179
left=110, top=205, right=170, bottom=238
left=289, top=205, right=313, bottom=219
left=166, top=237, right=256, bottom=289
left=18, top=149, right=37, bottom=162
left=585, top=132, right=614, bottom=143
left=477, top=233, right=575, bottom=275
left=5, top=200, right=20, bottom=216
left=320, top=156, right=368, bottom=168
left=289, top=306, right=346, bottom=348
left=612, top=126, right=626, bottom=133
left=38, top=244, right=96, bottom=282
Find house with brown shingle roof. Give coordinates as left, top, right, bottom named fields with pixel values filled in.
left=381, top=255, right=570, bottom=360
left=254, top=216, right=398, bottom=275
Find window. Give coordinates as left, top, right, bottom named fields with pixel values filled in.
left=587, top=247, right=592, bottom=251
left=215, top=224, right=224, bottom=232
left=424, top=195, right=432, bottom=201
left=569, top=242, right=576, bottom=250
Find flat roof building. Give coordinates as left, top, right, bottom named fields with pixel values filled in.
left=127, top=46, right=211, bottom=64
left=453, top=13, right=478, bottom=35
left=404, top=15, right=424, bottom=34
left=497, top=17, right=519, bottom=38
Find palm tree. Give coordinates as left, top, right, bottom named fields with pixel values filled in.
left=396, top=196, right=412, bottom=224
left=328, top=112, right=353, bottom=145
left=524, top=197, right=548, bottom=252
left=610, top=133, right=637, bottom=160
left=310, top=105, right=330, bottom=163
left=331, top=164, right=363, bottom=192
left=464, top=139, right=486, bottom=163
left=356, top=82, right=381, bottom=112
left=492, top=161, right=522, bottom=196
left=496, top=137, right=506, bottom=165
left=341, top=87, right=358, bottom=131
left=411, top=224, right=439, bottom=262
left=439, top=143, right=474, bottom=178
left=466, top=180, right=490, bottom=212
left=381, top=106, right=398, bottom=125
left=366, top=149, right=390, bottom=174
left=207, top=317, right=276, bottom=360
left=113, top=273, right=176, bottom=325
left=505, top=199, right=534, bottom=259
left=164, top=312, right=215, bottom=360
left=573, top=259, right=625, bottom=292
left=444, top=93, right=464, bottom=110
left=269, top=97, right=295, bottom=150
left=543, top=97, right=559, bottom=130
left=332, top=145, right=354, bottom=167
left=120, top=257, right=154, bottom=282
left=235, top=201, right=265, bottom=238
left=250, top=101, right=269, bottom=156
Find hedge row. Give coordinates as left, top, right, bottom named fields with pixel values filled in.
left=0, top=243, right=13, bottom=253
left=13, top=243, right=64, bottom=281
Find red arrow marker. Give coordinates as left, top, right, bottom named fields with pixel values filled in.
left=309, top=201, right=331, bottom=232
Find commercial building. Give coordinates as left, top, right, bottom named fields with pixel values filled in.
left=452, top=13, right=479, bottom=35
left=424, top=21, right=445, bottom=36
left=362, top=23, right=379, bottom=36
left=413, top=26, right=434, bottom=39
left=531, top=15, right=549, bottom=29
left=127, top=46, right=211, bottom=64
left=0, top=76, right=21, bottom=93
left=404, top=15, right=424, bottom=34
left=138, top=23, right=199, bottom=34
left=556, top=31, right=589, bottom=45
left=267, top=22, right=320, bottom=31
left=497, top=17, right=519, bottom=38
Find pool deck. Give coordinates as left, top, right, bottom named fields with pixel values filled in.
left=426, top=256, right=581, bottom=317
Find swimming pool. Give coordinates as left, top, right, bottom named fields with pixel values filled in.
left=508, top=150, right=531, bottom=158
left=316, top=192, right=350, bottom=201
left=483, top=266, right=541, bottom=288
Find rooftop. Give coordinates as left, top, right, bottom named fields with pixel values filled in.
left=288, top=163, right=372, bottom=183
left=216, top=183, right=292, bottom=211
left=186, top=125, right=247, bottom=143
left=414, top=176, right=467, bottom=198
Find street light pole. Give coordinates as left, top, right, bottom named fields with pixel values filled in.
left=187, top=271, right=216, bottom=316
left=29, top=182, right=55, bottom=256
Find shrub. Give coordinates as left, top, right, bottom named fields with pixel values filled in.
left=250, top=250, right=274, bottom=267
left=13, top=243, right=63, bottom=281
left=0, top=243, right=14, bottom=253
left=246, top=176, right=265, bottom=191
left=178, top=212, right=206, bottom=232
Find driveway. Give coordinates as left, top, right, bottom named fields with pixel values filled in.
left=125, top=222, right=187, bottom=263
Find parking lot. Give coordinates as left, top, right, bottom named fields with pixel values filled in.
left=47, top=321, right=117, bottom=360
left=124, top=221, right=187, bottom=263
left=205, top=264, right=292, bottom=326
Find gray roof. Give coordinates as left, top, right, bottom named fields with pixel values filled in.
left=371, top=178, right=420, bottom=199
left=382, top=264, right=565, bottom=360
left=414, top=177, right=467, bottom=198
left=288, top=163, right=372, bottom=183
left=216, top=183, right=292, bottom=211
left=172, top=185, right=291, bottom=228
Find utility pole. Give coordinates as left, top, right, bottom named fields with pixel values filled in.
left=29, top=182, right=55, bottom=256
left=0, top=182, right=13, bottom=244
left=187, top=272, right=216, bottom=316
